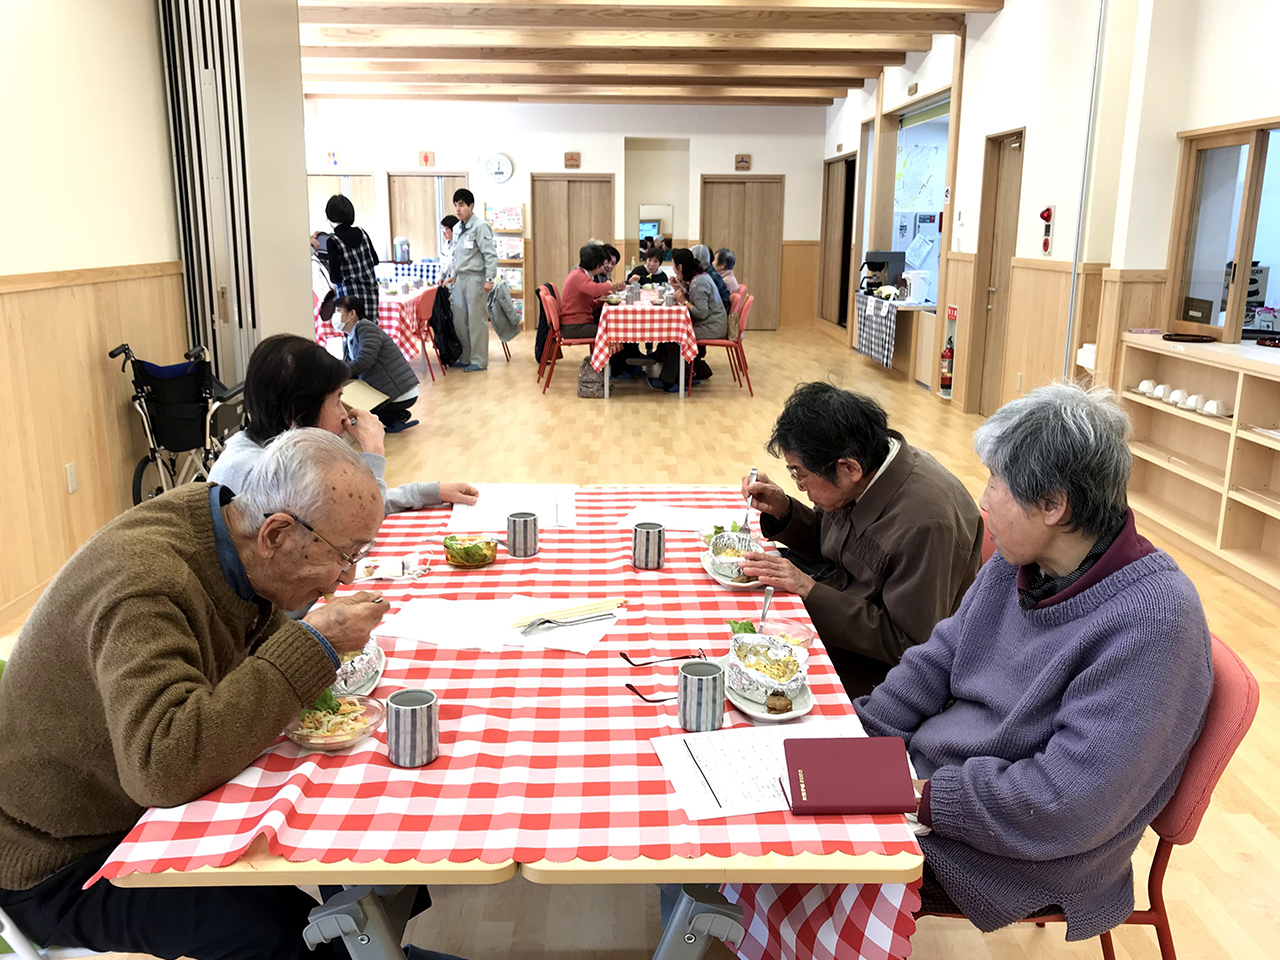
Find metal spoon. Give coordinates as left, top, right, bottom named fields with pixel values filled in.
left=759, top=586, right=774, bottom=627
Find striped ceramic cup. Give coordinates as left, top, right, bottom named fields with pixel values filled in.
left=385, top=688, right=440, bottom=767
left=633, top=522, right=665, bottom=570
left=507, top=511, right=538, bottom=557
left=678, top=660, right=725, bottom=732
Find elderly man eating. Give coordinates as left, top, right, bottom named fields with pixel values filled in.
left=857, top=383, right=1213, bottom=938
left=0, top=429, right=394, bottom=959
left=742, top=383, right=983, bottom=696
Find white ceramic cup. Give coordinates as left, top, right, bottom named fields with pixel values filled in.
left=1153, top=383, right=1174, bottom=401
left=1202, top=399, right=1232, bottom=417
left=1168, top=388, right=1189, bottom=406
left=1184, top=393, right=1205, bottom=410
left=1138, top=379, right=1158, bottom=396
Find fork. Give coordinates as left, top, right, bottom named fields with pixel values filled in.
left=619, top=650, right=706, bottom=668
left=519, top=612, right=617, bottom=636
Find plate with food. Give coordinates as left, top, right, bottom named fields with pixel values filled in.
left=602, top=295, right=624, bottom=305
left=700, top=551, right=764, bottom=590
left=354, top=552, right=429, bottom=582
left=726, top=617, right=815, bottom=649
left=333, top=639, right=385, bottom=697
left=723, top=675, right=813, bottom=723
left=284, top=690, right=385, bottom=751
left=698, top=521, right=745, bottom=546
left=442, top=535, right=499, bottom=568
left=702, top=531, right=763, bottom=588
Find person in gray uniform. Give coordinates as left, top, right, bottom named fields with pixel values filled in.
left=448, top=188, right=498, bottom=372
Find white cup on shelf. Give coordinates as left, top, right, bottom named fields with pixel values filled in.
left=1202, top=398, right=1233, bottom=418
left=1184, top=393, right=1206, bottom=411
left=1153, top=383, right=1174, bottom=401
left=1168, top=388, right=1189, bottom=407
left=1137, top=379, right=1157, bottom=396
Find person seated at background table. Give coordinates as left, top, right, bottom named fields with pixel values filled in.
left=330, top=295, right=421, bottom=432
left=692, top=244, right=732, bottom=313
left=714, top=247, right=739, bottom=293
left=210, top=334, right=478, bottom=513
left=438, top=213, right=459, bottom=285
left=660, top=236, right=673, bottom=261
left=0, top=431, right=398, bottom=960
left=627, top=246, right=669, bottom=286
left=855, top=383, right=1213, bottom=941
left=648, top=247, right=727, bottom=394
left=315, top=194, right=379, bottom=323
left=600, top=243, right=621, bottom=280
left=560, top=243, right=623, bottom=338
left=741, top=383, right=982, bottom=695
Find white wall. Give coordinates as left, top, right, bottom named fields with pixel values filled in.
left=0, top=0, right=178, bottom=273
left=624, top=139, right=690, bottom=240
left=304, top=99, right=826, bottom=244
left=825, top=85, right=877, bottom=158
left=881, top=35, right=956, bottom=114
left=1182, top=0, right=1280, bottom=132
left=951, top=0, right=1103, bottom=258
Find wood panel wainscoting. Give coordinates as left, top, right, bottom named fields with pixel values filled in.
left=0, top=262, right=188, bottom=621
left=779, top=240, right=819, bottom=331
left=1094, top=268, right=1168, bottom=389
left=999, top=258, right=1074, bottom=406
left=1070, top=262, right=1107, bottom=383
left=940, top=251, right=976, bottom=410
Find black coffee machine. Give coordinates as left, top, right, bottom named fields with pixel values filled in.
left=861, top=250, right=906, bottom=295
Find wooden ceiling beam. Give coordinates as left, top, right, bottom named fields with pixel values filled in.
left=300, top=58, right=884, bottom=81
left=300, top=46, right=910, bottom=66
left=298, top=3, right=967, bottom=34
left=305, top=93, right=837, bottom=107
left=302, top=81, right=849, bottom=100
left=299, top=27, right=935, bottom=54
left=303, top=71, right=865, bottom=90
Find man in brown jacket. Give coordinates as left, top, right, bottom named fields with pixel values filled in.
left=0, top=429, right=392, bottom=959
left=743, top=383, right=983, bottom=697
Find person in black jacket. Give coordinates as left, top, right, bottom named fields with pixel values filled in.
left=626, top=247, right=669, bottom=286
left=333, top=296, right=420, bottom=432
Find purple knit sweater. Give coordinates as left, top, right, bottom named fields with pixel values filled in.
left=855, top=548, right=1212, bottom=940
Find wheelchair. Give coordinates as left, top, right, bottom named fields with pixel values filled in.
left=109, top=343, right=245, bottom=504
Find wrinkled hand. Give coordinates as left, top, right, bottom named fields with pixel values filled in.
left=484, top=280, right=494, bottom=292
left=439, top=481, right=479, bottom=505
left=740, top=552, right=815, bottom=599
left=303, top=591, right=388, bottom=656
left=673, top=287, right=688, bottom=304
left=343, top=408, right=385, bottom=458
left=741, top=470, right=790, bottom=518
left=612, top=280, right=626, bottom=292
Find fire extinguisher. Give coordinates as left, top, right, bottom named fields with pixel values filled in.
left=940, top=337, right=954, bottom=393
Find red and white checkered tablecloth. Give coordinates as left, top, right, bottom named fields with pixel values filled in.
left=314, top=291, right=422, bottom=361
left=590, top=300, right=697, bottom=371
left=94, top=486, right=920, bottom=960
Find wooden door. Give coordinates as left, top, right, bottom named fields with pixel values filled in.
left=978, top=134, right=1023, bottom=417
left=531, top=174, right=615, bottom=294
left=700, top=176, right=784, bottom=330
left=388, top=174, right=467, bottom=261
left=818, top=159, right=847, bottom=324
left=307, top=174, right=375, bottom=234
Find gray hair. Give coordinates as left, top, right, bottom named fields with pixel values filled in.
left=715, top=247, right=735, bottom=270
left=229, top=427, right=373, bottom=536
left=972, top=382, right=1132, bottom=538
left=691, top=244, right=712, bottom=269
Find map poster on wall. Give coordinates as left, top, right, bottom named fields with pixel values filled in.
left=485, top=204, right=524, bottom=230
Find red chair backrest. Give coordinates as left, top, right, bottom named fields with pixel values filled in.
left=736, top=283, right=748, bottom=302
left=736, top=295, right=754, bottom=341
left=538, top=285, right=562, bottom=333
left=979, top=510, right=997, bottom=564
left=729, top=291, right=742, bottom=316
left=1151, top=635, right=1258, bottom=845
left=414, top=287, right=438, bottom=329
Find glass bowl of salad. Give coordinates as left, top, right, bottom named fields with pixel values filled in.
left=442, top=535, right=499, bottom=568
left=758, top=618, right=816, bottom=649
left=285, top=692, right=385, bottom=751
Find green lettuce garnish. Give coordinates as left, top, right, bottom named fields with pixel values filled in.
left=726, top=619, right=756, bottom=635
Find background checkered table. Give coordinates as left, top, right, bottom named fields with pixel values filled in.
left=314, top=290, right=423, bottom=362
left=95, top=486, right=921, bottom=960
left=591, top=301, right=698, bottom=372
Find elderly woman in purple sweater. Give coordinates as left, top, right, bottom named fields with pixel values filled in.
left=856, top=383, right=1212, bottom=941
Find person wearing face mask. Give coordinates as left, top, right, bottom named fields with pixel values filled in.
left=315, top=194, right=380, bottom=323
left=330, top=296, right=421, bottom=432
left=209, top=334, right=478, bottom=513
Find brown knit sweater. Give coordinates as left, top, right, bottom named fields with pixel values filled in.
left=0, top=484, right=337, bottom=890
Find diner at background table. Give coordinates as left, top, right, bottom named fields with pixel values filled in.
left=742, top=383, right=984, bottom=697
left=0, top=431, right=395, bottom=960
left=627, top=247, right=669, bottom=286
left=209, top=335, right=478, bottom=513
left=651, top=247, right=727, bottom=393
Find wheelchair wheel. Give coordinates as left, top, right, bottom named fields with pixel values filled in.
left=132, top=455, right=172, bottom=505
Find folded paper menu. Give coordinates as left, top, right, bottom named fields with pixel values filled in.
left=782, top=737, right=916, bottom=815
left=341, top=378, right=389, bottom=412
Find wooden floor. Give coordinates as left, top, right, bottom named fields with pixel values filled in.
left=4, top=318, right=1276, bottom=959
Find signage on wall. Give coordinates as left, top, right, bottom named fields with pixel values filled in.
left=418, top=151, right=435, bottom=167
left=735, top=154, right=752, bottom=171
left=564, top=152, right=581, bottom=169
left=325, top=151, right=340, bottom=168
left=947, top=304, right=958, bottom=323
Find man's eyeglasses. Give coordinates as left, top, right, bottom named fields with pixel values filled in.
left=268, top=513, right=376, bottom=571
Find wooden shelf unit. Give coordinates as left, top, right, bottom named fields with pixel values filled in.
left=1118, top=333, right=1280, bottom=601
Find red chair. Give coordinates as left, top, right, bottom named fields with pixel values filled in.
left=537, top=286, right=595, bottom=394
left=735, top=283, right=748, bottom=303
left=728, top=291, right=742, bottom=317
left=413, top=287, right=444, bottom=381
left=697, top=294, right=754, bottom=396
left=917, top=634, right=1259, bottom=960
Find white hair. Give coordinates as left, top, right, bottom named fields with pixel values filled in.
left=973, top=382, right=1132, bottom=538
left=230, top=427, right=372, bottom=535
left=691, top=244, right=712, bottom=269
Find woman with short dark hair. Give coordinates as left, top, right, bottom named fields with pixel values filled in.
left=319, top=195, right=380, bottom=324
left=331, top=295, right=420, bottom=432
left=649, top=248, right=727, bottom=393
left=208, top=334, right=477, bottom=512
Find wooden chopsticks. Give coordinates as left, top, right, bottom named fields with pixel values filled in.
left=511, top=598, right=626, bottom=628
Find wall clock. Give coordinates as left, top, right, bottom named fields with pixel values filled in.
left=485, top=153, right=514, bottom=184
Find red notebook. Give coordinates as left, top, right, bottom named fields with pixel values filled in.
left=782, top=737, right=916, bottom=815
